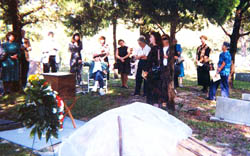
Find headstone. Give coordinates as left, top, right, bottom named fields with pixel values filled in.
left=42, top=72, right=76, bottom=99
left=235, top=73, right=250, bottom=82
left=242, top=93, right=250, bottom=101
left=211, top=96, right=250, bottom=126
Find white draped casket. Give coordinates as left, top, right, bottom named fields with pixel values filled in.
left=59, top=102, right=192, bottom=156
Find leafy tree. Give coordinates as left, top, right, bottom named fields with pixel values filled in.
left=217, top=0, right=250, bottom=88
left=0, top=0, right=58, bottom=43
left=60, top=0, right=134, bottom=63
left=118, top=0, right=237, bottom=110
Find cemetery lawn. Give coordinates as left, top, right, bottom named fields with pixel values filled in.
left=0, top=76, right=250, bottom=155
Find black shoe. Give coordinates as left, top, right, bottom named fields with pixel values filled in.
left=202, top=89, right=208, bottom=93
left=205, top=97, right=216, bottom=101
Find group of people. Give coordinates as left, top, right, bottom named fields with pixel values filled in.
left=0, top=31, right=61, bottom=95
left=196, top=35, right=232, bottom=100
left=0, top=29, right=231, bottom=105
left=0, top=31, right=33, bottom=95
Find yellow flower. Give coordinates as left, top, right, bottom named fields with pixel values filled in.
left=28, top=74, right=40, bottom=82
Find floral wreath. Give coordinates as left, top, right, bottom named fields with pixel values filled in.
left=18, top=74, right=64, bottom=142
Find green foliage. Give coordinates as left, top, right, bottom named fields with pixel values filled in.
left=59, top=0, right=137, bottom=36
left=18, top=75, right=61, bottom=143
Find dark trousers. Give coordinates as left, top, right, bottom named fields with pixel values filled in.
left=43, top=56, right=57, bottom=73
left=93, top=71, right=104, bottom=88
left=208, top=75, right=229, bottom=100
left=134, top=60, right=147, bottom=95
left=20, top=62, right=29, bottom=88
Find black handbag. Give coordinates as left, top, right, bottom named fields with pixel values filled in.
left=149, top=49, right=161, bottom=80
left=114, top=62, right=119, bottom=69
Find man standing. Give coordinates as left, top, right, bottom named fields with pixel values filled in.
left=133, top=36, right=151, bottom=96
left=41, top=32, right=60, bottom=73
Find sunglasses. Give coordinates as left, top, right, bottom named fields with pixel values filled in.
left=162, top=38, right=169, bottom=41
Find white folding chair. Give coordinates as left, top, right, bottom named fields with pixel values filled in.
left=87, top=72, right=108, bottom=93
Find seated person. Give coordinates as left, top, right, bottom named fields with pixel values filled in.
left=83, top=54, right=108, bottom=95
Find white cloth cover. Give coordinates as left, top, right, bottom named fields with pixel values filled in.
left=59, top=102, right=192, bottom=156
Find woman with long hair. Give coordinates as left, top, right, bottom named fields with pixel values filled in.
left=116, top=39, right=131, bottom=88
left=1, top=32, right=21, bottom=94
left=69, top=33, right=83, bottom=86
left=144, top=31, right=164, bottom=106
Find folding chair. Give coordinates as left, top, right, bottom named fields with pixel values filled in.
left=87, top=72, right=108, bottom=93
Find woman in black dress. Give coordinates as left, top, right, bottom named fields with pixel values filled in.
left=116, top=39, right=131, bottom=88
left=69, top=33, right=83, bottom=86
left=144, top=32, right=164, bottom=106
left=196, top=35, right=211, bottom=93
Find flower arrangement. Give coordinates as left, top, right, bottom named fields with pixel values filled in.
left=18, top=74, right=64, bottom=142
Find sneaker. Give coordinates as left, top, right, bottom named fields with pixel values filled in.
left=174, top=89, right=178, bottom=94
left=99, top=88, right=106, bottom=96
left=92, top=81, right=98, bottom=92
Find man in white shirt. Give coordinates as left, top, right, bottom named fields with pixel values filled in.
left=133, top=36, right=151, bottom=96
left=41, top=32, right=60, bottom=73
left=162, top=36, right=170, bottom=67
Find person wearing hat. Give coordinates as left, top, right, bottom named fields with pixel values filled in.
left=133, top=36, right=151, bottom=96
left=207, top=42, right=231, bottom=100
left=196, top=35, right=211, bottom=93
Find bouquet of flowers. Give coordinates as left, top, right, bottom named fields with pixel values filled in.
left=18, top=74, right=64, bottom=142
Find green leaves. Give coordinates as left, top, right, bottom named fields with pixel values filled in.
left=18, top=78, right=61, bottom=143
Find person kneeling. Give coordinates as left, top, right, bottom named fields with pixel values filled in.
left=83, top=55, right=108, bottom=96
left=207, top=42, right=231, bottom=101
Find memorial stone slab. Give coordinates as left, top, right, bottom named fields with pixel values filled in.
left=235, top=73, right=250, bottom=82
left=242, top=93, right=250, bottom=101
left=211, top=96, right=250, bottom=126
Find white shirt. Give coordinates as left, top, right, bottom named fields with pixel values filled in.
left=163, top=46, right=169, bottom=66
left=135, top=44, right=151, bottom=58
left=41, top=38, right=60, bottom=63
left=93, top=61, right=102, bottom=73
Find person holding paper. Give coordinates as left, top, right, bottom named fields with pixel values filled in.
left=196, top=35, right=211, bottom=93
left=207, top=42, right=231, bottom=101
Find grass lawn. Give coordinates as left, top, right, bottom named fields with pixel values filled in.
left=0, top=75, right=250, bottom=155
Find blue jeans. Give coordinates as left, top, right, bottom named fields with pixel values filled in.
left=208, top=75, right=229, bottom=100
left=92, top=71, right=104, bottom=88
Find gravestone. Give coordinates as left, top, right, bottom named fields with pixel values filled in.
left=235, top=73, right=250, bottom=82
left=242, top=93, right=250, bottom=101
left=42, top=72, right=76, bottom=99
left=211, top=96, right=250, bottom=126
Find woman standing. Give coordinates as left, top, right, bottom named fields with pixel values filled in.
left=116, top=39, right=131, bottom=88
left=98, top=36, right=110, bottom=80
left=20, top=38, right=32, bottom=88
left=175, top=39, right=184, bottom=87
left=69, top=33, right=83, bottom=86
left=207, top=42, right=231, bottom=100
left=196, top=35, right=211, bottom=93
left=1, top=32, right=20, bottom=94
left=145, top=32, right=164, bottom=106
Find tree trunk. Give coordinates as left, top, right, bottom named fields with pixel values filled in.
left=9, top=0, right=22, bottom=43
left=112, top=18, right=119, bottom=79
left=164, top=15, right=178, bottom=111
left=228, top=5, right=243, bottom=88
